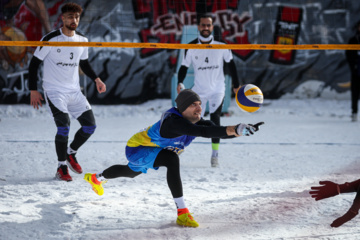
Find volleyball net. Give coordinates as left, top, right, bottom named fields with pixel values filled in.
left=1, top=0, right=360, bottom=104
left=1, top=41, right=360, bottom=50
left=1, top=1, right=360, bottom=51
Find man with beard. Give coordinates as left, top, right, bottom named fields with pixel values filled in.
left=84, top=89, right=264, bottom=227
left=28, top=2, right=106, bottom=181
left=177, top=14, right=241, bottom=167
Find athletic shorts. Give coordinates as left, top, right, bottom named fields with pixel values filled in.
left=197, top=92, right=224, bottom=117
left=44, top=90, right=91, bottom=119
left=125, top=146, right=161, bottom=173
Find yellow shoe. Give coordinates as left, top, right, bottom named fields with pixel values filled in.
left=84, top=173, right=106, bottom=196
left=176, top=208, right=199, bottom=228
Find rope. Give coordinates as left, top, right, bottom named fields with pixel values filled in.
left=1, top=41, right=360, bottom=50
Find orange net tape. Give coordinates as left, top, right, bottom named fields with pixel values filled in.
left=1, top=41, right=360, bottom=50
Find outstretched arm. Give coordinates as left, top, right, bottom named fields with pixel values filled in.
left=161, top=116, right=264, bottom=139
left=310, top=179, right=360, bottom=201
left=310, top=179, right=360, bottom=227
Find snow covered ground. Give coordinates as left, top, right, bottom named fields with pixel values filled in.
left=0, top=97, right=360, bottom=240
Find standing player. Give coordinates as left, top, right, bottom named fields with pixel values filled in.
left=28, top=2, right=106, bottom=181
left=177, top=14, right=241, bottom=167
left=84, top=89, right=264, bottom=227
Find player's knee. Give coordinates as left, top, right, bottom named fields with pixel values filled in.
left=166, top=152, right=180, bottom=168
left=54, top=112, right=70, bottom=128
left=56, top=126, right=69, bottom=142
left=154, top=149, right=180, bottom=169
left=77, top=110, right=96, bottom=137
left=81, top=125, right=96, bottom=137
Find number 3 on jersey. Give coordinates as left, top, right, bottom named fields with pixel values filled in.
left=205, top=57, right=208, bottom=63
left=70, top=52, right=73, bottom=59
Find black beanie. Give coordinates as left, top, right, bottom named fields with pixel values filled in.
left=175, top=89, right=201, bottom=112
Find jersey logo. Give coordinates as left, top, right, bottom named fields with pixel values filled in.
left=56, top=62, right=78, bottom=67
left=197, top=65, right=219, bottom=71
left=57, top=49, right=61, bottom=53
left=164, top=146, right=184, bottom=155
left=174, top=141, right=185, bottom=146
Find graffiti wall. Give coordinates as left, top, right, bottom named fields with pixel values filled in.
left=0, top=0, right=359, bottom=104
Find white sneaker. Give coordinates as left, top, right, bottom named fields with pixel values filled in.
left=211, top=156, right=219, bottom=167
left=351, top=113, right=358, bottom=122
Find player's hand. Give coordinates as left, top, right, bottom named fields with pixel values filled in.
left=309, top=181, right=340, bottom=201
left=235, top=122, right=264, bottom=136
left=331, top=208, right=358, bottom=228
left=30, top=90, right=44, bottom=110
left=95, top=78, right=106, bottom=93
left=248, top=122, right=264, bottom=132
left=235, top=123, right=254, bottom=136
left=177, top=83, right=185, bottom=94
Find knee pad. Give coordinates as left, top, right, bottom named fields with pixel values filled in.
left=77, top=110, right=96, bottom=137
left=55, top=126, right=69, bottom=142
left=54, top=112, right=70, bottom=142
left=80, top=125, right=96, bottom=137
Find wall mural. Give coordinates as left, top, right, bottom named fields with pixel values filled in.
left=0, top=0, right=358, bottom=104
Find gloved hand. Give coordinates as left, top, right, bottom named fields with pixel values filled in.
left=309, top=181, right=340, bottom=201
left=331, top=208, right=359, bottom=228
left=249, top=122, right=264, bottom=132
left=235, top=123, right=254, bottom=136
left=235, top=122, right=265, bottom=136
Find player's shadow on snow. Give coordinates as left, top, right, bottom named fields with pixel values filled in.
left=198, top=189, right=312, bottom=235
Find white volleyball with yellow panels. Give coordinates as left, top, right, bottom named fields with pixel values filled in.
left=235, top=84, right=264, bottom=113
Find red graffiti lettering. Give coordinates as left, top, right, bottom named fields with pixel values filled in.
left=139, top=29, right=179, bottom=57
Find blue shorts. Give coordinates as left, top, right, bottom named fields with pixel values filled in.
left=125, top=146, right=162, bottom=173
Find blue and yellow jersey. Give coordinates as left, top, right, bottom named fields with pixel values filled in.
left=127, top=108, right=196, bottom=155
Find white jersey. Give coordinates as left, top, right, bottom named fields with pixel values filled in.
left=181, top=38, right=233, bottom=96
left=33, top=28, right=89, bottom=93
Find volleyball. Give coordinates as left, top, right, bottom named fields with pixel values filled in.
left=235, top=84, right=264, bottom=113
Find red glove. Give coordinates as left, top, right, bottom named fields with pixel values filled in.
left=309, top=181, right=340, bottom=201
